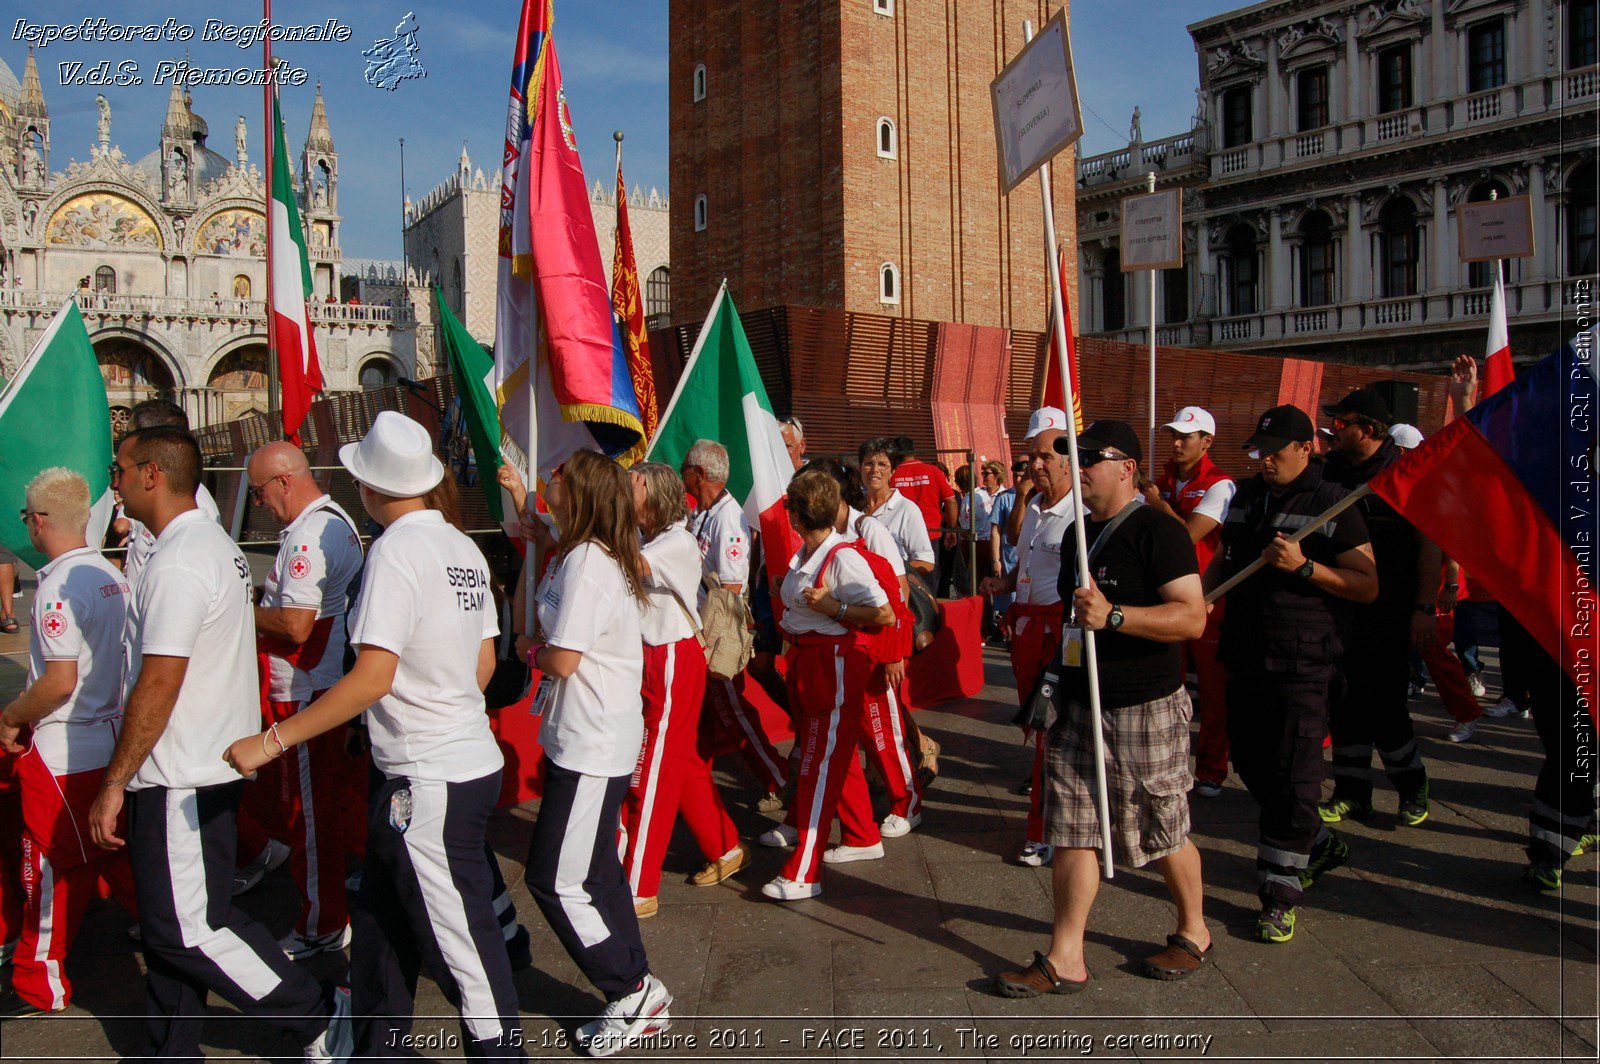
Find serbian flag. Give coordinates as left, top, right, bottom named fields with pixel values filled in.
left=494, top=0, right=644, bottom=479
left=1483, top=263, right=1515, bottom=398
left=269, top=87, right=322, bottom=444
left=648, top=283, right=798, bottom=591
left=612, top=158, right=659, bottom=443
left=1368, top=326, right=1599, bottom=725
left=1039, top=244, right=1084, bottom=433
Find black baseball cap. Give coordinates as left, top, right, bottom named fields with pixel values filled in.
left=1321, top=388, right=1392, bottom=426
left=1055, top=419, right=1142, bottom=465
left=1243, top=405, right=1315, bottom=457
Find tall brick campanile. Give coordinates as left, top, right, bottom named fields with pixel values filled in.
left=669, top=0, right=1079, bottom=334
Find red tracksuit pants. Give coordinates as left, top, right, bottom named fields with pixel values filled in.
left=782, top=638, right=880, bottom=885
left=861, top=665, right=922, bottom=820
left=13, top=741, right=137, bottom=1011
left=1426, top=610, right=1483, bottom=726
left=0, top=752, right=21, bottom=952
left=1009, top=604, right=1063, bottom=846
left=623, top=638, right=741, bottom=900
left=1188, top=604, right=1231, bottom=785
left=702, top=674, right=789, bottom=794
left=237, top=694, right=352, bottom=937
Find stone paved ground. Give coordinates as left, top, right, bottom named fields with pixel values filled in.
left=0, top=577, right=1595, bottom=1062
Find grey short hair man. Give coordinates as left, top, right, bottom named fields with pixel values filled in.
left=684, top=440, right=731, bottom=485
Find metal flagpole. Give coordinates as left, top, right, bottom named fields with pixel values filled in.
left=262, top=0, right=280, bottom=428
left=1025, top=19, right=1116, bottom=879
left=1146, top=170, right=1157, bottom=462
left=399, top=138, right=408, bottom=294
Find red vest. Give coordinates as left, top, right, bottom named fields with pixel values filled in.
left=1156, top=453, right=1232, bottom=574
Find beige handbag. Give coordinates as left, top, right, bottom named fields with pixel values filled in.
left=698, top=574, right=754, bottom=680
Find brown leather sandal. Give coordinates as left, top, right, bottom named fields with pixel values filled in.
left=1141, top=934, right=1211, bottom=980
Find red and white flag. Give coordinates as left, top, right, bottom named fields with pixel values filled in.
left=1040, top=244, right=1084, bottom=433
left=268, top=88, right=322, bottom=443
left=1483, top=262, right=1514, bottom=399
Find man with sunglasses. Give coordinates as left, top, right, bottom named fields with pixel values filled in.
left=1318, top=389, right=1438, bottom=830
left=113, top=400, right=221, bottom=591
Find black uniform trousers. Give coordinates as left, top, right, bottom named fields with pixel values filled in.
left=127, top=780, right=330, bottom=1060
left=1225, top=668, right=1329, bottom=907
left=352, top=770, right=525, bottom=1060
left=1328, top=611, right=1427, bottom=805
left=525, top=757, right=649, bottom=1000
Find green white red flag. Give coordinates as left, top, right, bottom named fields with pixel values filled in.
left=269, top=87, right=322, bottom=444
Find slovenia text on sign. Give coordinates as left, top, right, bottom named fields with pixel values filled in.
left=1457, top=196, right=1535, bottom=262
left=1120, top=189, right=1184, bottom=272
left=989, top=9, right=1083, bottom=195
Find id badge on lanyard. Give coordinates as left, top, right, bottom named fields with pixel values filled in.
left=530, top=674, right=555, bottom=717
left=1062, top=626, right=1084, bottom=667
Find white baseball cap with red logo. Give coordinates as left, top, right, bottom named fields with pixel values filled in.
left=1162, top=406, right=1217, bottom=436
left=1025, top=407, right=1068, bottom=440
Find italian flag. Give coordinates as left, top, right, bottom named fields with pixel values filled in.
left=1483, top=262, right=1515, bottom=398
left=647, top=283, right=798, bottom=589
left=269, top=88, right=322, bottom=444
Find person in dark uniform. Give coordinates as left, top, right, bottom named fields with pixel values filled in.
left=1318, top=389, right=1441, bottom=828
left=1213, top=405, right=1377, bottom=944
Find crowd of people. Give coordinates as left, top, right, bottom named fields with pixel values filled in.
left=0, top=356, right=1590, bottom=1056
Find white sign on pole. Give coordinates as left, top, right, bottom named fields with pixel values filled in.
left=1457, top=195, right=1535, bottom=262
left=1120, top=188, right=1184, bottom=272
left=990, top=9, right=1082, bottom=195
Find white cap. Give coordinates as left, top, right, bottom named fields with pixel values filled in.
left=1162, top=406, right=1217, bottom=436
left=1025, top=407, right=1068, bottom=440
left=339, top=410, right=446, bottom=498
left=1390, top=423, right=1424, bottom=450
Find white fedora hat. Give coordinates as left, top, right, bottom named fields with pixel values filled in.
left=339, top=410, right=445, bottom=498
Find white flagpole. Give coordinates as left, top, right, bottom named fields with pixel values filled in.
left=1026, top=19, right=1115, bottom=879
left=1146, top=170, right=1157, bottom=462
left=523, top=348, right=539, bottom=635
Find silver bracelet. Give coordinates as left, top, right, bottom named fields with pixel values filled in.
left=835, top=600, right=849, bottom=621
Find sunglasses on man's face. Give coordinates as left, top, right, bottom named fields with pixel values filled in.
left=1077, top=449, right=1131, bottom=469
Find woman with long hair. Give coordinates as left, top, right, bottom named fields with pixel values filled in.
left=757, top=470, right=894, bottom=902
left=517, top=448, right=672, bottom=1056
left=621, top=463, right=746, bottom=920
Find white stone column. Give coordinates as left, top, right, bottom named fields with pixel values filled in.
left=1346, top=194, right=1368, bottom=302
left=1432, top=3, right=1451, bottom=102
left=1528, top=159, right=1550, bottom=282
left=1196, top=224, right=1214, bottom=317
left=1268, top=208, right=1288, bottom=310
left=1429, top=179, right=1451, bottom=295
left=1264, top=42, right=1281, bottom=141
left=1344, top=13, right=1362, bottom=121
left=1130, top=267, right=1150, bottom=328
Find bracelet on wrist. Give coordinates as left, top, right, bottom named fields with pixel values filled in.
left=262, top=721, right=287, bottom=759
left=835, top=599, right=849, bottom=622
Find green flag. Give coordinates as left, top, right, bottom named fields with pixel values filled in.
left=436, top=287, right=505, bottom=523
left=0, top=301, right=115, bottom=569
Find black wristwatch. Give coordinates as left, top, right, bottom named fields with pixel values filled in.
left=1296, top=559, right=1315, bottom=580
left=1107, top=604, right=1125, bottom=631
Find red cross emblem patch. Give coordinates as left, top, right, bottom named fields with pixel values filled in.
left=289, top=555, right=311, bottom=580
left=42, top=611, right=67, bottom=639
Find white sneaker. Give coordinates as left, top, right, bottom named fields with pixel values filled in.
left=577, top=974, right=672, bottom=1058
left=822, top=841, right=885, bottom=864
left=1467, top=672, right=1488, bottom=698
left=879, top=813, right=921, bottom=838
left=760, top=876, right=822, bottom=902
left=1016, top=842, right=1054, bottom=867
left=1483, top=697, right=1521, bottom=718
left=1448, top=719, right=1478, bottom=744
left=304, top=985, right=352, bottom=1064
left=233, top=838, right=291, bottom=896
left=281, top=924, right=352, bottom=960
left=1194, top=780, right=1224, bottom=799
left=757, top=823, right=798, bottom=848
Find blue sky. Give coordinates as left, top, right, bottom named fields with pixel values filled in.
left=10, top=1, right=1227, bottom=261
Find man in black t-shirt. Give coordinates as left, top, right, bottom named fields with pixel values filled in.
left=995, top=421, right=1211, bottom=997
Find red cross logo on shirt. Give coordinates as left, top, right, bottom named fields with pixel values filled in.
left=289, top=556, right=311, bottom=580
left=42, top=612, right=67, bottom=639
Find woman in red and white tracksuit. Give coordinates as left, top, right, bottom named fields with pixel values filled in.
left=622, top=463, right=746, bottom=918
left=758, top=471, right=894, bottom=902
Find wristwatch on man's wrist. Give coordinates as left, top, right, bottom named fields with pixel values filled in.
left=1296, top=559, right=1315, bottom=580
left=1107, top=604, right=1125, bottom=631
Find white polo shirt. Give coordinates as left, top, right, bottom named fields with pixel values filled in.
left=640, top=521, right=702, bottom=648
left=1173, top=477, right=1237, bottom=524
left=126, top=509, right=258, bottom=792
left=536, top=541, right=645, bottom=778
left=1014, top=490, right=1081, bottom=607
left=28, top=547, right=130, bottom=775
left=843, top=508, right=907, bottom=577
left=862, top=490, right=934, bottom=569
left=779, top=531, right=889, bottom=637
left=124, top=483, right=221, bottom=593
left=689, top=491, right=750, bottom=588
left=347, top=510, right=501, bottom=784
left=260, top=495, right=365, bottom=703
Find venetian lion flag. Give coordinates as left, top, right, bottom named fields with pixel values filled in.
left=269, top=87, right=322, bottom=444
left=495, top=0, right=644, bottom=478
left=0, top=301, right=115, bottom=570
left=1483, top=262, right=1515, bottom=398
left=1039, top=244, right=1084, bottom=433
left=612, top=161, right=659, bottom=442
left=648, top=284, right=797, bottom=588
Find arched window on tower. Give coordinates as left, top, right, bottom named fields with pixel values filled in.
left=694, top=195, right=707, bottom=232
left=879, top=262, right=900, bottom=305
left=877, top=117, right=897, bottom=158
left=94, top=265, right=116, bottom=295
left=693, top=64, right=707, bottom=102
left=1224, top=224, right=1258, bottom=315
left=453, top=258, right=463, bottom=308
left=1299, top=210, right=1336, bottom=307
left=1379, top=197, right=1419, bottom=297
left=1101, top=248, right=1125, bottom=329
left=1568, top=161, right=1597, bottom=276
left=359, top=358, right=400, bottom=391
left=646, top=266, right=671, bottom=317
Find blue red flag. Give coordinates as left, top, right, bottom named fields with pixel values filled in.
left=1368, top=327, right=1599, bottom=724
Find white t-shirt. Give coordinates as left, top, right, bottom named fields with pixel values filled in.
left=28, top=547, right=130, bottom=775
left=260, top=495, right=364, bottom=702
left=640, top=521, right=702, bottom=648
left=1174, top=477, right=1238, bottom=525
left=862, top=490, right=935, bottom=568
left=779, top=531, right=890, bottom=637
left=689, top=491, right=750, bottom=588
left=535, top=541, right=645, bottom=778
left=1014, top=490, right=1081, bottom=607
left=347, top=510, right=501, bottom=783
left=843, top=508, right=907, bottom=577
left=959, top=488, right=994, bottom=531
left=126, top=509, right=259, bottom=792
left=124, top=483, right=221, bottom=593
